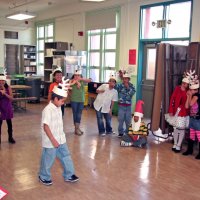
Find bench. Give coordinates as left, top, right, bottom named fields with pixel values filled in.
left=13, top=97, right=37, bottom=110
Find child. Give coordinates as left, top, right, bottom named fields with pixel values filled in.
left=39, top=78, right=79, bottom=185
left=93, top=74, right=118, bottom=136
left=183, top=73, right=200, bottom=159
left=165, top=73, right=190, bottom=153
left=48, top=67, right=65, bottom=116
left=120, top=100, right=148, bottom=148
left=0, top=73, right=15, bottom=144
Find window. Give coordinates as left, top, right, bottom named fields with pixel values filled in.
left=87, top=28, right=118, bottom=82
left=140, top=1, right=192, bottom=40
left=36, top=22, right=54, bottom=75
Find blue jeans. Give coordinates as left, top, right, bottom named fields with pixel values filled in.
left=96, top=109, right=112, bottom=134
left=71, top=102, right=84, bottom=123
left=39, top=144, right=75, bottom=181
left=118, top=105, right=132, bottom=135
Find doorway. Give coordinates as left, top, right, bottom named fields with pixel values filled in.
left=4, top=44, right=19, bottom=75
left=140, top=43, right=157, bottom=118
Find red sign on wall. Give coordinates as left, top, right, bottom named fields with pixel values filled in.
left=129, top=49, right=136, bottom=65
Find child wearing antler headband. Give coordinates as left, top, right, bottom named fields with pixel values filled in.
left=183, top=72, right=200, bottom=159
left=48, top=67, right=65, bottom=116
left=0, top=69, right=15, bottom=144
left=165, top=71, right=190, bottom=153
left=39, top=78, right=79, bottom=185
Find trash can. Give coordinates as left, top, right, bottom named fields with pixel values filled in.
left=25, top=77, right=41, bottom=103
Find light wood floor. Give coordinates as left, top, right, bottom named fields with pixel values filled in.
left=0, top=100, right=200, bottom=200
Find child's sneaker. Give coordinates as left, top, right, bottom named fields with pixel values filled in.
left=39, top=176, right=53, bottom=186
left=65, top=174, right=79, bottom=183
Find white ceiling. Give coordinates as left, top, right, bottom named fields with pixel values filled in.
left=0, top=0, right=121, bottom=28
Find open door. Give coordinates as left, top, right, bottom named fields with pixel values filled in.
left=141, top=43, right=157, bottom=118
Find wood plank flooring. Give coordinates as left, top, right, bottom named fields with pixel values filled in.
left=0, top=100, right=200, bottom=200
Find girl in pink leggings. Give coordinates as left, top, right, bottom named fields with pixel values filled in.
left=183, top=75, right=200, bottom=159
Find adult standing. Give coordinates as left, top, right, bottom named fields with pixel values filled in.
left=69, top=70, right=91, bottom=135
left=115, top=71, right=136, bottom=137
left=0, top=73, right=15, bottom=144
left=93, top=76, right=118, bottom=136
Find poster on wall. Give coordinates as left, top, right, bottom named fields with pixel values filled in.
left=129, top=49, right=136, bottom=65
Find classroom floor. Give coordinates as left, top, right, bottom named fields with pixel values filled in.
left=0, top=100, right=200, bottom=200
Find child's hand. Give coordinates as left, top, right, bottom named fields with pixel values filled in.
left=0, top=89, right=5, bottom=95
left=52, top=139, right=59, bottom=148
left=187, top=90, right=192, bottom=97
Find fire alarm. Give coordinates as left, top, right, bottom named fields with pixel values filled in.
left=78, top=31, right=83, bottom=36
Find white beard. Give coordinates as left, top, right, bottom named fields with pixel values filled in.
left=132, top=117, right=141, bottom=131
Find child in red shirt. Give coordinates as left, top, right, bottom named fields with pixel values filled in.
left=165, top=75, right=189, bottom=152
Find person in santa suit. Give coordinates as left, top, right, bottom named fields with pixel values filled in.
left=120, top=100, right=148, bottom=148
left=165, top=74, right=190, bottom=153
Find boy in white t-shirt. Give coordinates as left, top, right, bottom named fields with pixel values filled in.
left=38, top=78, right=79, bottom=186
left=93, top=75, right=118, bottom=136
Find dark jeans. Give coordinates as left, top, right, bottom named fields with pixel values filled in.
left=96, top=109, right=112, bottom=134
left=71, top=102, right=84, bottom=123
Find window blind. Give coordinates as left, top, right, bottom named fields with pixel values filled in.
left=86, top=8, right=118, bottom=30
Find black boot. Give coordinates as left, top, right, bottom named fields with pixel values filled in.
left=195, top=143, right=200, bottom=159
left=182, top=139, right=194, bottom=156
left=8, top=130, right=15, bottom=144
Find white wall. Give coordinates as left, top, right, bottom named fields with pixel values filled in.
left=0, top=27, right=35, bottom=68
left=55, top=13, right=85, bottom=50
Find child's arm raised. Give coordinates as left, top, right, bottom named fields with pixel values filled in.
left=43, top=123, right=59, bottom=148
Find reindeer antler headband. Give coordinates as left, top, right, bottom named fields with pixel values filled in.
left=53, top=77, right=71, bottom=97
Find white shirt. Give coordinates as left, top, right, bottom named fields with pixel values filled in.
left=41, top=101, right=66, bottom=148
left=93, top=84, right=118, bottom=113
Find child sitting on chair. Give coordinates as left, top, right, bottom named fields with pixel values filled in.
left=120, top=100, right=148, bottom=148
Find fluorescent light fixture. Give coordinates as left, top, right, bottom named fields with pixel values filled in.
left=6, top=12, right=36, bottom=20
left=81, top=0, right=106, bottom=2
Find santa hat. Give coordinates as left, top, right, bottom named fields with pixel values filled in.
left=132, top=100, right=144, bottom=131
left=134, top=100, right=144, bottom=118
left=52, top=77, right=70, bottom=98
left=52, top=67, right=62, bottom=75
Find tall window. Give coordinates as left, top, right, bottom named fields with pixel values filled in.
left=36, top=22, right=54, bottom=75
left=140, top=0, right=192, bottom=40
left=87, top=28, right=118, bottom=82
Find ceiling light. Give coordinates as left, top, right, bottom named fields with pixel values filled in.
left=6, top=11, right=36, bottom=20
left=81, top=0, right=106, bottom=2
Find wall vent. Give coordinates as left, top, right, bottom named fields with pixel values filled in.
left=4, top=31, right=18, bottom=39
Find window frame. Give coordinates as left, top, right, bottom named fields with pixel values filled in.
left=86, top=12, right=120, bottom=82
left=35, top=21, right=55, bottom=75
left=139, top=0, right=193, bottom=42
